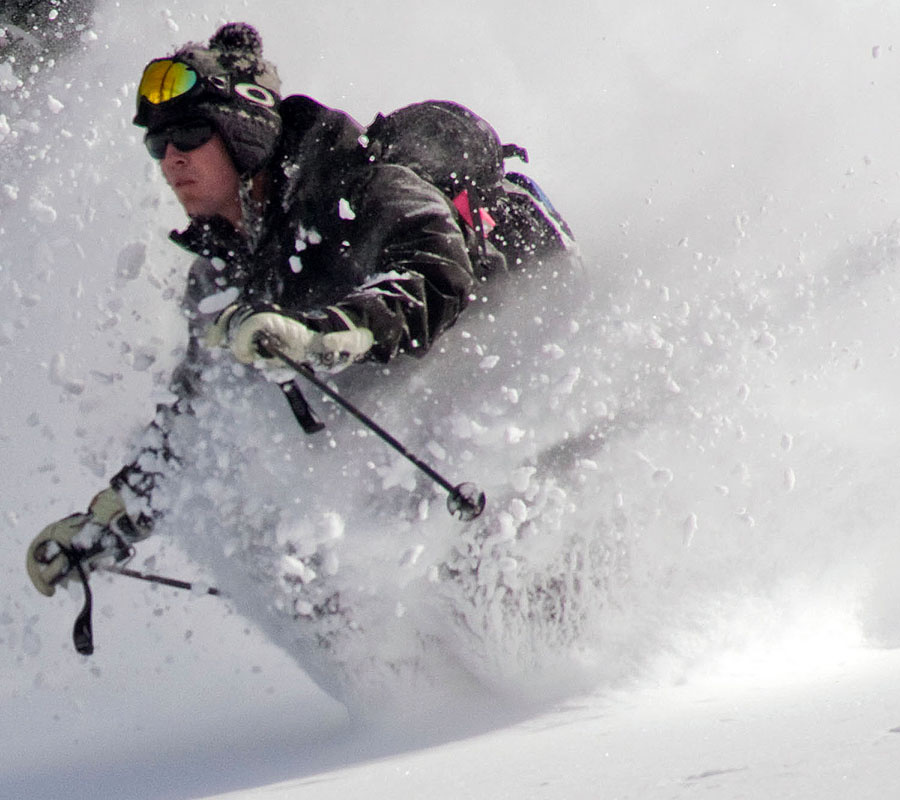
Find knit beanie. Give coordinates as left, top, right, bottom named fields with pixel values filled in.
left=134, top=23, right=282, bottom=176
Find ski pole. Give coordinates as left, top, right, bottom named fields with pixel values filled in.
left=98, top=564, right=221, bottom=595
left=256, top=334, right=486, bottom=521
left=61, top=562, right=222, bottom=656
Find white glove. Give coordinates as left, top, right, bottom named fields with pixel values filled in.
left=312, top=327, right=376, bottom=371
left=26, top=488, right=150, bottom=596
left=207, top=304, right=374, bottom=372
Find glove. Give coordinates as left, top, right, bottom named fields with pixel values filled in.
left=26, top=487, right=150, bottom=597
left=206, top=303, right=374, bottom=372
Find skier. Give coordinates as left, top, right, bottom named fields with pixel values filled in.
left=26, top=22, right=573, bottom=598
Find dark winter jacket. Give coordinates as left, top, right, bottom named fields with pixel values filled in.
left=175, top=95, right=476, bottom=366
left=112, top=95, right=479, bottom=520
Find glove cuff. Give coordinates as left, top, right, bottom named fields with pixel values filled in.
left=205, top=308, right=232, bottom=348
left=88, top=487, right=126, bottom=526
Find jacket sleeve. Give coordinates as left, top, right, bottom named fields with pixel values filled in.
left=109, top=256, right=219, bottom=526
left=304, top=164, right=476, bottom=362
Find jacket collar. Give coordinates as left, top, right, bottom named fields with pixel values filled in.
left=169, top=94, right=365, bottom=258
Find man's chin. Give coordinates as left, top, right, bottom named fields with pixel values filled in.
left=177, top=197, right=204, bottom=216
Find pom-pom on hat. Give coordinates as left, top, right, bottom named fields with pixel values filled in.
left=134, top=23, right=282, bottom=176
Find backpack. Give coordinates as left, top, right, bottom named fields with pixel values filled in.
left=283, top=101, right=580, bottom=435
left=364, top=100, right=577, bottom=275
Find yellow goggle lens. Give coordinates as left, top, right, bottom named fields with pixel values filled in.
left=138, top=60, right=198, bottom=105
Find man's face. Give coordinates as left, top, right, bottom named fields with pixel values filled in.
left=160, top=132, right=243, bottom=226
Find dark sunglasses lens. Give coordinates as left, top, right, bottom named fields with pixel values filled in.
left=145, top=123, right=214, bottom=159
left=144, top=131, right=168, bottom=159
left=172, top=123, right=214, bottom=152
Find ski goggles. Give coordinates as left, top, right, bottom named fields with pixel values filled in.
left=144, top=120, right=215, bottom=159
left=137, top=59, right=203, bottom=106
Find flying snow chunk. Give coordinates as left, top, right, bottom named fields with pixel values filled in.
left=543, top=343, right=565, bottom=360
left=116, top=242, right=147, bottom=281
left=49, top=353, right=85, bottom=395
left=29, top=198, right=57, bottom=225
left=0, top=63, right=22, bottom=92
left=506, top=425, right=527, bottom=444
left=452, top=413, right=487, bottom=441
left=784, top=468, right=797, bottom=492
left=683, top=513, right=698, bottom=547
left=755, top=330, right=777, bottom=351
left=130, top=346, right=157, bottom=372
left=316, top=512, right=345, bottom=544
left=198, top=286, right=240, bottom=315
left=294, top=600, right=314, bottom=617
left=501, top=386, right=519, bottom=404
left=509, top=498, right=528, bottom=523
left=491, top=512, right=518, bottom=544
left=556, top=367, right=580, bottom=395
left=47, top=96, right=65, bottom=114
left=338, top=198, right=356, bottom=220
left=281, top=554, right=316, bottom=584
left=400, top=544, right=425, bottom=567
left=510, top=466, right=536, bottom=493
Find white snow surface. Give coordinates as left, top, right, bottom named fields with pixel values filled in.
left=5, top=1, right=900, bottom=798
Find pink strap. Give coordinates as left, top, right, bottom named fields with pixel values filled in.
left=452, top=190, right=496, bottom=236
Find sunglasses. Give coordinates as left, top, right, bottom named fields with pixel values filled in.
left=144, top=120, right=215, bottom=159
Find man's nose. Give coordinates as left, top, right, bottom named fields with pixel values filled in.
left=163, top=142, right=188, bottom=163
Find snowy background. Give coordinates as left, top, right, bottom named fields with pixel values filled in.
left=5, top=1, right=900, bottom=798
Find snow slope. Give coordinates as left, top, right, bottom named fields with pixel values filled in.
left=5, top=1, right=900, bottom=798
left=192, top=646, right=900, bottom=800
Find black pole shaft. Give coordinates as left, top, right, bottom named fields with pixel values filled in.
left=260, top=337, right=458, bottom=495
left=99, top=564, right=221, bottom=595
